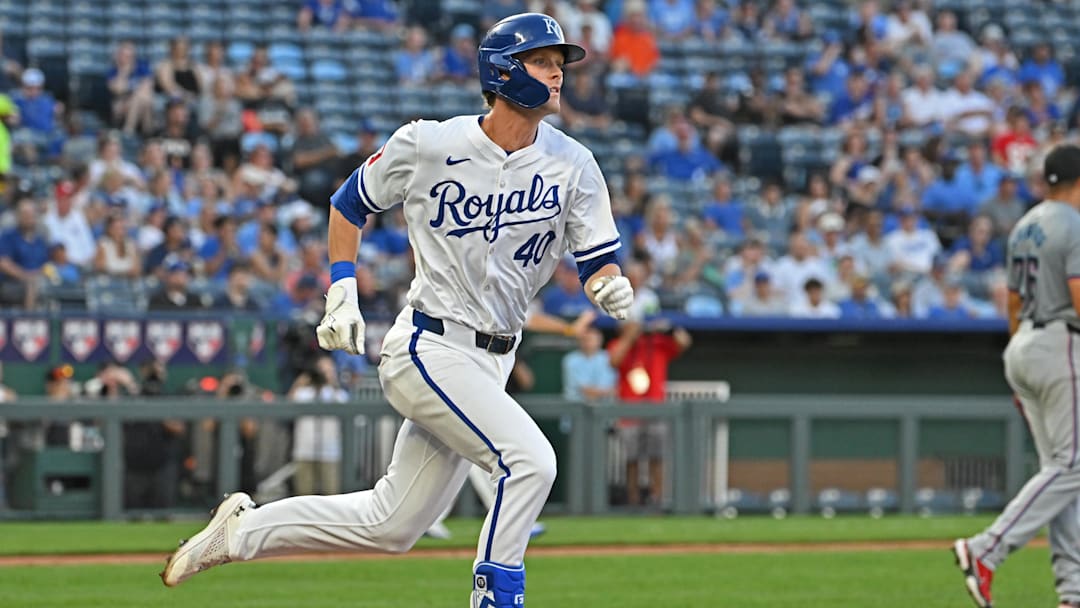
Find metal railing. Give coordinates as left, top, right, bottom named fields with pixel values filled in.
left=0, top=395, right=1026, bottom=520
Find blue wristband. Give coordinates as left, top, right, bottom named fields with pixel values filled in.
left=330, top=261, right=356, bottom=283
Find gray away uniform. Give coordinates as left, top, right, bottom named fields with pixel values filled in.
left=967, top=200, right=1080, bottom=603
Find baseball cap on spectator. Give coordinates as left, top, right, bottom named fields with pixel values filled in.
left=22, top=68, right=44, bottom=87
left=818, top=212, right=845, bottom=233
left=1044, top=144, right=1080, bottom=186
left=754, top=271, right=771, bottom=283
left=165, top=257, right=191, bottom=273
left=932, top=252, right=950, bottom=270
left=982, top=23, right=1005, bottom=42
left=898, top=205, right=918, bottom=217
left=48, top=241, right=66, bottom=254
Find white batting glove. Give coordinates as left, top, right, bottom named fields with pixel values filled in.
left=591, top=275, right=635, bottom=320
left=316, top=278, right=366, bottom=355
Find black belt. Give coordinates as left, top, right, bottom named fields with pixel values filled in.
left=412, top=310, right=517, bottom=355
left=1032, top=320, right=1080, bottom=334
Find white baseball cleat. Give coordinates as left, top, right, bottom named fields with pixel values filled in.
left=425, top=521, right=453, bottom=540
left=160, top=492, right=255, bottom=587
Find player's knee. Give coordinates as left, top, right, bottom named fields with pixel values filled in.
left=526, top=441, right=557, bottom=490
left=379, top=526, right=422, bottom=554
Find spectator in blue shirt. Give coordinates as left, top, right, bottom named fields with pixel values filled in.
left=949, top=215, right=1004, bottom=298
left=43, top=242, right=81, bottom=286
left=764, top=0, right=802, bottom=39
left=702, top=175, right=745, bottom=241
left=12, top=69, right=59, bottom=135
left=927, top=280, right=976, bottom=320
left=837, top=276, right=883, bottom=319
left=1022, top=79, right=1061, bottom=130
left=198, top=215, right=243, bottom=282
left=440, top=24, right=477, bottom=83
left=922, top=154, right=979, bottom=223
left=649, top=0, right=695, bottom=40
left=270, top=272, right=323, bottom=318
left=954, top=141, right=1004, bottom=209
left=346, top=0, right=399, bottom=31
left=805, top=31, right=850, bottom=98
left=1017, top=42, right=1064, bottom=99
left=691, top=0, right=729, bottom=40
left=394, top=25, right=438, bottom=86
left=0, top=198, right=49, bottom=308
left=366, top=208, right=410, bottom=257
left=562, top=327, right=617, bottom=402
left=298, top=0, right=347, bottom=32
left=649, top=120, right=724, bottom=181
left=542, top=259, right=594, bottom=318
left=827, top=70, right=873, bottom=126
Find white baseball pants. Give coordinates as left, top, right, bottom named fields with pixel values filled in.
left=230, top=306, right=555, bottom=570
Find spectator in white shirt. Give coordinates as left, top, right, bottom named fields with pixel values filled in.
left=939, top=70, right=995, bottom=138
left=931, top=10, right=975, bottom=69
left=736, top=271, right=789, bottom=317
left=883, top=0, right=932, bottom=60
left=771, top=231, right=834, bottom=307
left=290, top=356, right=348, bottom=496
left=789, top=278, right=841, bottom=319
left=43, top=180, right=95, bottom=268
left=901, top=64, right=942, bottom=128
left=884, top=206, right=942, bottom=277
left=562, top=0, right=612, bottom=54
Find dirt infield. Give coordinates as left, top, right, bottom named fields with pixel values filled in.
left=0, top=538, right=1042, bottom=567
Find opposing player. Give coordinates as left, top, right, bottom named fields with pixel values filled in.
left=161, top=13, right=633, bottom=608
left=954, top=144, right=1080, bottom=608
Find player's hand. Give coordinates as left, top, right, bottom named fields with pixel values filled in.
left=316, top=281, right=366, bottom=355
left=591, top=275, right=634, bottom=320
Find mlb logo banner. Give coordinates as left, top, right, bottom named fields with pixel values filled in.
left=104, top=320, right=142, bottom=363
left=145, top=320, right=183, bottom=363
left=61, top=318, right=102, bottom=362
left=13, top=318, right=51, bottom=362
left=185, top=320, right=226, bottom=364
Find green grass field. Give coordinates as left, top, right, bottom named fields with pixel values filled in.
left=0, top=515, right=1059, bottom=607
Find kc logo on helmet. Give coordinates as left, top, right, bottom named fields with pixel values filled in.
left=146, top=321, right=183, bottom=362
left=543, top=16, right=561, bottom=37
left=187, top=321, right=225, bottom=364
left=61, top=318, right=98, bottom=362
left=104, top=320, right=141, bottom=363
left=14, top=319, right=49, bottom=361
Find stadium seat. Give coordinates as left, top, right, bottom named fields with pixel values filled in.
left=227, top=41, right=255, bottom=67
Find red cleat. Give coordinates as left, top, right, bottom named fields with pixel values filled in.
left=953, top=539, right=993, bottom=608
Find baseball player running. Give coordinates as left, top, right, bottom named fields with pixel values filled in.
left=954, top=143, right=1080, bottom=608
left=161, top=13, right=633, bottom=608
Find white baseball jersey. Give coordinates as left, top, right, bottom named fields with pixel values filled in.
left=332, top=115, right=621, bottom=335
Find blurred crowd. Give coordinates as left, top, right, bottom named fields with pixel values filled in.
left=0, top=0, right=1077, bottom=322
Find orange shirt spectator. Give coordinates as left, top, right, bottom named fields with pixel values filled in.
left=609, top=3, right=659, bottom=77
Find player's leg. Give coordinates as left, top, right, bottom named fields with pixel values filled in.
left=966, top=334, right=1080, bottom=567
left=469, top=463, right=497, bottom=509
left=387, top=328, right=556, bottom=607
left=161, top=418, right=471, bottom=586
left=230, top=419, right=471, bottom=559
left=1050, top=499, right=1080, bottom=605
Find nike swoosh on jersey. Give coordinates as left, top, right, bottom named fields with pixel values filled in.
left=446, top=156, right=471, bottom=165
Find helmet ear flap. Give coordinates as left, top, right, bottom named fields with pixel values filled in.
left=488, top=54, right=551, bottom=109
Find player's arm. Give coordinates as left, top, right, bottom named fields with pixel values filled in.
left=526, top=308, right=596, bottom=337
left=316, top=123, right=415, bottom=355
left=566, top=158, right=633, bottom=319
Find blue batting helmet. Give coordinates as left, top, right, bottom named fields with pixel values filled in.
left=478, top=13, right=586, bottom=109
